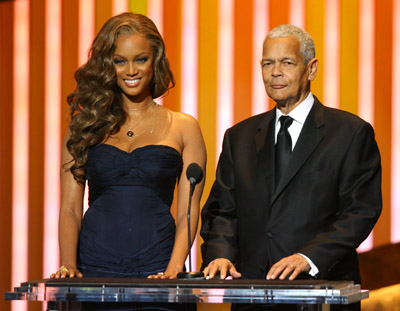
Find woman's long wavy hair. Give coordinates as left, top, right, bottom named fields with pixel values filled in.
left=66, top=12, right=175, bottom=185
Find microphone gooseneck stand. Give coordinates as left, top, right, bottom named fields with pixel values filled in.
left=177, top=163, right=204, bottom=280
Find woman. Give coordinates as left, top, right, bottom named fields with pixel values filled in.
left=51, top=12, right=206, bottom=281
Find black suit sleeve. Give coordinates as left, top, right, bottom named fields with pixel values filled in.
left=297, top=122, right=382, bottom=277
left=200, top=130, right=239, bottom=268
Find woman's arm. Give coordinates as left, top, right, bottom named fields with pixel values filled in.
left=50, top=131, right=84, bottom=278
left=151, top=113, right=207, bottom=278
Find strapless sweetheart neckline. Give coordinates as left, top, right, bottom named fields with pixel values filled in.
left=99, top=144, right=181, bottom=156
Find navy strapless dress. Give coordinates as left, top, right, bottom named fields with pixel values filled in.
left=78, top=144, right=183, bottom=278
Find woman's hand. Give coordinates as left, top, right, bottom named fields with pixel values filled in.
left=147, top=267, right=180, bottom=279
left=50, top=265, right=83, bottom=279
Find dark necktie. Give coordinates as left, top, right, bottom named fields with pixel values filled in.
left=275, top=116, right=293, bottom=188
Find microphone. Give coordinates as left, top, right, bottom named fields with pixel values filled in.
left=177, top=163, right=205, bottom=280
left=187, top=162, right=203, bottom=191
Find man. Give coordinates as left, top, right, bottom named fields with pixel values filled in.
left=200, top=25, right=382, bottom=310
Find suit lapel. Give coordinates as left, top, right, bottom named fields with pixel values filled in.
left=272, top=98, right=326, bottom=204
left=254, top=110, right=276, bottom=208
left=254, top=111, right=275, bottom=155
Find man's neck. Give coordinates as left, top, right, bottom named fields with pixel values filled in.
left=276, top=92, right=311, bottom=114
left=277, top=103, right=297, bottom=115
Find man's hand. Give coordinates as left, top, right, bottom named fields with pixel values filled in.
left=266, top=254, right=310, bottom=280
left=202, top=258, right=242, bottom=279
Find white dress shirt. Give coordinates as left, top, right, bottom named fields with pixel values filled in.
left=275, top=92, right=314, bottom=148
left=275, top=92, right=319, bottom=277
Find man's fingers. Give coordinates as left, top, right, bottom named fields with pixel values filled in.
left=208, top=264, right=220, bottom=279
left=288, top=260, right=309, bottom=280
left=266, top=265, right=284, bottom=280
left=203, top=259, right=239, bottom=279
left=268, top=262, right=295, bottom=280
left=267, top=254, right=311, bottom=280
left=289, top=268, right=301, bottom=280
left=268, top=264, right=308, bottom=280
left=278, top=264, right=296, bottom=280
left=207, top=268, right=215, bottom=279
left=219, top=265, right=228, bottom=279
left=203, top=266, right=210, bottom=277
left=229, top=265, right=242, bottom=278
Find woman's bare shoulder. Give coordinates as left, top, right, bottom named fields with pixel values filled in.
left=168, top=110, right=200, bottom=129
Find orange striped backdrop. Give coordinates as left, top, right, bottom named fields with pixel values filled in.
left=1, top=1, right=399, bottom=311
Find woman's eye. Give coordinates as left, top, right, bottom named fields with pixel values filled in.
left=136, top=57, right=149, bottom=63
left=113, top=59, right=125, bottom=65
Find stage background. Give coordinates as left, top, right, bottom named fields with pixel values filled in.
left=1, top=0, right=399, bottom=311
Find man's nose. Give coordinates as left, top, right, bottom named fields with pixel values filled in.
left=271, top=64, right=282, bottom=76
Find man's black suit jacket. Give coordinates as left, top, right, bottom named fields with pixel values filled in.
left=201, top=97, right=382, bottom=283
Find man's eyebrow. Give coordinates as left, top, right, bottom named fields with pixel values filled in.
left=261, top=57, right=294, bottom=61
left=277, top=56, right=295, bottom=61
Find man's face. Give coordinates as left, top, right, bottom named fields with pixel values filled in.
left=261, top=35, right=317, bottom=109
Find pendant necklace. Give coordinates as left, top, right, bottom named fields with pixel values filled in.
left=126, top=129, right=135, bottom=138
left=126, top=102, right=158, bottom=138
left=128, top=100, right=154, bottom=111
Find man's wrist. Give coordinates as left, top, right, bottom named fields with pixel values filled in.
left=297, top=253, right=319, bottom=276
left=208, top=257, right=232, bottom=265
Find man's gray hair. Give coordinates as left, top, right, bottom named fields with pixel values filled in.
left=267, top=24, right=315, bottom=64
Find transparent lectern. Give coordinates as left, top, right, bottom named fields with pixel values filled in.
left=5, top=278, right=368, bottom=311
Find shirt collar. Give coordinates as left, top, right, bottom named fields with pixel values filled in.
left=275, top=92, right=314, bottom=126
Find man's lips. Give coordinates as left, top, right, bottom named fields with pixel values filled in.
left=270, top=84, right=286, bottom=89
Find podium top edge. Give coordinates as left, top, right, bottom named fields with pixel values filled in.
left=19, top=278, right=355, bottom=289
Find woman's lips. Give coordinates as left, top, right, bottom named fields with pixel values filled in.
left=124, top=78, right=140, bottom=87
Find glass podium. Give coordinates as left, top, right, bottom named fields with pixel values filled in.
left=5, top=278, right=368, bottom=310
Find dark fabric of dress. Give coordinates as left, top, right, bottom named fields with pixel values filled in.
left=78, top=144, right=183, bottom=278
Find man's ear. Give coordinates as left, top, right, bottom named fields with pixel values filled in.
left=308, top=58, right=318, bottom=81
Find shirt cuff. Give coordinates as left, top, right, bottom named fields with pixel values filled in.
left=297, top=253, right=319, bottom=277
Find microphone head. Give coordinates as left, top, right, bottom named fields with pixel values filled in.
left=186, top=163, right=203, bottom=185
